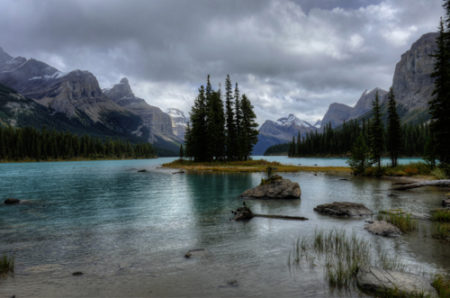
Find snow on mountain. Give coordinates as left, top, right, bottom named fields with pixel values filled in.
left=276, top=114, right=313, bottom=128
left=167, top=108, right=188, bottom=139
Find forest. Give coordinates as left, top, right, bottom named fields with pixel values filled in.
left=0, top=126, right=155, bottom=161
left=184, top=75, right=259, bottom=161
left=265, top=120, right=430, bottom=157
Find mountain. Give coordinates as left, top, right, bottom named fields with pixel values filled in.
left=166, top=108, right=188, bottom=140
left=391, top=32, right=438, bottom=123
left=0, top=47, right=180, bottom=155
left=321, top=88, right=388, bottom=128
left=253, top=114, right=317, bottom=155
left=104, top=78, right=181, bottom=152
left=321, top=32, right=438, bottom=127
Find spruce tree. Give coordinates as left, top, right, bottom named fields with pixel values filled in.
left=179, top=144, right=184, bottom=160
left=188, top=84, right=208, bottom=161
left=225, top=75, right=236, bottom=160
left=206, top=89, right=225, bottom=160
left=348, top=133, right=369, bottom=175
left=239, top=94, right=259, bottom=159
left=368, top=91, right=384, bottom=170
left=234, top=83, right=243, bottom=160
left=387, top=87, right=401, bottom=167
left=430, top=16, right=450, bottom=173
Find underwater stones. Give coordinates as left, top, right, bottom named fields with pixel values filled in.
left=314, top=202, right=372, bottom=217
left=232, top=206, right=254, bottom=221
left=364, top=220, right=402, bottom=237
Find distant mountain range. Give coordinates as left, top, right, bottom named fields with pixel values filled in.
left=0, top=47, right=182, bottom=155
left=253, top=114, right=321, bottom=154
left=258, top=32, right=438, bottom=155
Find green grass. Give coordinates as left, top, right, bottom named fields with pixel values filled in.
left=361, top=162, right=447, bottom=179
left=379, top=209, right=417, bottom=233
left=0, top=255, right=14, bottom=276
left=432, top=274, right=450, bottom=298
left=432, top=223, right=450, bottom=241
left=431, top=209, right=450, bottom=222
left=288, top=229, right=406, bottom=291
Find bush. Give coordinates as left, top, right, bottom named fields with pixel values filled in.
left=431, top=167, right=448, bottom=179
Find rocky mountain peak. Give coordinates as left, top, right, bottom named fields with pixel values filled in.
left=105, top=77, right=135, bottom=102
left=0, top=46, right=12, bottom=64
left=276, top=114, right=312, bottom=127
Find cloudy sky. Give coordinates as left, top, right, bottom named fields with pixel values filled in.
left=0, top=0, right=445, bottom=124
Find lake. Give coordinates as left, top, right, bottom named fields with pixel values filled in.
left=0, top=157, right=447, bottom=297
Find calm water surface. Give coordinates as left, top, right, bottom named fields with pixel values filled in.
left=0, top=157, right=448, bottom=297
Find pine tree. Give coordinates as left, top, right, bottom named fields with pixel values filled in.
left=368, top=91, right=384, bottom=171
left=239, top=94, right=258, bottom=159
left=348, top=133, right=369, bottom=175
left=179, top=144, right=184, bottom=160
left=234, top=83, right=243, bottom=160
left=430, top=16, right=450, bottom=173
left=206, top=90, right=225, bottom=160
left=387, top=87, right=401, bottom=167
left=225, top=74, right=236, bottom=160
left=189, top=84, right=208, bottom=161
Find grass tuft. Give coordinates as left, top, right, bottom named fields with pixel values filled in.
left=378, top=209, right=417, bottom=233
left=0, top=255, right=14, bottom=276
left=432, top=274, right=450, bottom=298
left=431, top=209, right=450, bottom=222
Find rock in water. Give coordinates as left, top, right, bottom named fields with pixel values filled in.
left=314, top=202, right=372, bottom=217
left=232, top=206, right=254, bottom=221
left=365, top=220, right=401, bottom=237
left=240, top=177, right=301, bottom=199
left=4, top=198, right=20, bottom=205
left=442, top=198, right=450, bottom=208
left=357, top=267, right=437, bottom=297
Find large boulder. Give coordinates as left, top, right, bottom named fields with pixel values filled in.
left=365, top=220, right=401, bottom=237
left=314, top=202, right=372, bottom=217
left=357, top=267, right=437, bottom=297
left=232, top=206, right=254, bottom=221
left=240, top=176, right=301, bottom=199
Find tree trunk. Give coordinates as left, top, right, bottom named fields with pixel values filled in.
left=392, top=179, right=450, bottom=190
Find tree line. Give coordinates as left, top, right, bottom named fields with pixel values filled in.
left=282, top=93, right=429, bottom=160
left=0, top=126, right=155, bottom=161
left=184, top=75, right=258, bottom=161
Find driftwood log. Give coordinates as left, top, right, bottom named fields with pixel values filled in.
left=232, top=204, right=308, bottom=221
left=392, top=179, right=450, bottom=190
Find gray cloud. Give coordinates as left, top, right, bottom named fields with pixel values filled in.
left=0, top=0, right=444, bottom=124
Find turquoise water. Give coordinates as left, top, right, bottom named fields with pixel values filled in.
left=0, top=158, right=448, bottom=297
left=254, top=155, right=424, bottom=167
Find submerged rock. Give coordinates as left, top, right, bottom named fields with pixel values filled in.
left=442, top=198, right=450, bottom=208
left=357, top=267, right=436, bottom=297
left=314, top=201, right=372, bottom=217
left=4, top=198, right=20, bottom=205
left=172, top=170, right=185, bottom=174
left=184, top=248, right=207, bottom=259
left=365, top=220, right=401, bottom=237
left=72, top=271, right=83, bottom=276
left=137, top=169, right=147, bottom=173
left=240, top=176, right=301, bottom=199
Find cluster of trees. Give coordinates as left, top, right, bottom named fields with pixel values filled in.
left=184, top=75, right=258, bottom=161
left=284, top=92, right=430, bottom=160
left=0, top=126, right=155, bottom=161
left=429, top=1, right=450, bottom=173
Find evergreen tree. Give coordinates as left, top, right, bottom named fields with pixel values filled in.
left=347, top=133, right=369, bottom=175
left=288, top=136, right=295, bottom=156
left=239, top=94, right=259, bottom=159
left=189, top=84, right=208, bottom=161
left=234, top=83, right=243, bottom=159
left=430, top=16, right=450, bottom=173
left=179, top=144, right=184, bottom=160
left=368, top=91, right=384, bottom=170
left=225, top=74, right=236, bottom=160
left=206, top=90, right=225, bottom=160
left=387, top=87, right=401, bottom=167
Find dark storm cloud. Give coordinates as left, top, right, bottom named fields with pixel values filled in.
left=0, top=0, right=444, bottom=123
